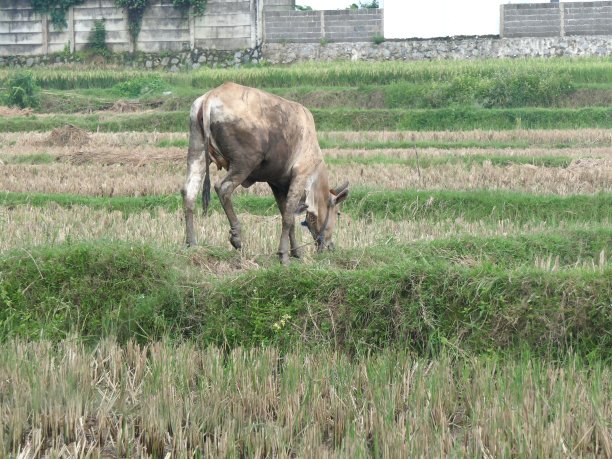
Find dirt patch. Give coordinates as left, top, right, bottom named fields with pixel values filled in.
left=0, top=106, right=33, bottom=116
left=45, top=124, right=91, bottom=147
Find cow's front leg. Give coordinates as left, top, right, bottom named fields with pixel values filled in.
left=215, top=170, right=249, bottom=249
left=270, top=184, right=301, bottom=259
left=278, top=178, right=307, bottom=265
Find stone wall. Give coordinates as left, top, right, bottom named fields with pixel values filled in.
left=3, top=35, right=611, bottom=69
left=262, top=35, right=612, bottom=64
left=501, top=1, right=612, bottom=38
left=264, top=8, right=383, bottom=43
left=0, top=45, right=262, bottom=70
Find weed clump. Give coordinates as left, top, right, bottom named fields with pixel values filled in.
left=2, top=71, right=40, bottom=109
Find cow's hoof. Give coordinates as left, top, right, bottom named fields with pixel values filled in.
left=230, top=237, right=242, bottom=249
left=186, top=239, right=196, bottom=248
left=290, top=249, right=302, bottom=259
left=278, top=252, right=290, bottom=266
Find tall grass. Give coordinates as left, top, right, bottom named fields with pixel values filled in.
left=2, top=58, right=610, bottom=90
left=1, top=107, right=611, bottom=132
left=1, top=340, right=609, bottom=458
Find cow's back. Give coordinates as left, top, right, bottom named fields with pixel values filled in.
left=203, top=83, right=321, bottom=183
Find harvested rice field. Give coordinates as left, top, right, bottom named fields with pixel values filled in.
left=0, top=58, right=610, bottom=458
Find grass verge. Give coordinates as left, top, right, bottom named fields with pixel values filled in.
left=0, top=238, right=609, bottom=359
left=2, top=189, right=610, bottom=223
left=1, top=107, right=611, bottom=132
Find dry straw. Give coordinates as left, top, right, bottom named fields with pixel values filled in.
left=1, top=340, right=609, bottom=458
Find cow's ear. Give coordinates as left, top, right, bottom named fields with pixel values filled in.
left=295, top=202, right=309, bottom=215
left=332, top=188, right=349, bottom=206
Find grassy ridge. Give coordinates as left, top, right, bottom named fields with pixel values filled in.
left=1, top=151, right=574, bottom=168
left=337, top=228, right=612, bottom=269
left=2, top=189, right=611, bottom=223
left=326, top=154, right=574, bottom=168
left=0, top=239, right=609, bottom=358
left=2, top=107, right=610, bottom=132
left=3, top=58, right=611, bottom=90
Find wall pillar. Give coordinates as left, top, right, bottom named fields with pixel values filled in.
left=68, top=6, right=75, bottom=53
left=41, top=15, right=48, bottom=55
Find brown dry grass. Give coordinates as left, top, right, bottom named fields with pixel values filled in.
left=2, top=160, right=610, bottom=197
left=1, top=204, right=603, bottom=259
left=320, top=128, right=612, bottom=145
left=0, top=106, right=34, bottom=116
left=1, top=128, right=611, bottom=151
left=44, top=124, right=90, bottom=147
left=1, top=340, right=609, bottom=458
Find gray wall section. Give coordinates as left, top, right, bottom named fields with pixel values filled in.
left=501, top=1, right=612, bottom=38
left=264, top=8, right=383, bottom=43
left=0, top=0, right=44, bottom=55
left=0, top=0, right=294, bottom=56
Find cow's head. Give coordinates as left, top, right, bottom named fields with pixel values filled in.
left=297, top=181, right=349, bottom=251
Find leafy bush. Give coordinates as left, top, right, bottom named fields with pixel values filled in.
left=2, top=71, right=40, bottom=109
left=29, top=0, right=85, bottom=29
left=372, top=33, right=385, bottom=45
left=87, top=19, right=108, bottom=52
left=113, top=74, right=168, bottom=98
left=383, top=70, right=575, bottom=109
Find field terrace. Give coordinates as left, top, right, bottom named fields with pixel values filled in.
left=0, top=59, right=610, bottom=457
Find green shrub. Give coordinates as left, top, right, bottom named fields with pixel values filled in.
left=113, top=74, right=168, bottom=98
left=372, top=33, right=385, bottom=45
left=3, top=71, right=40, bottom=109
left=87, top=19, right=108, bottom=52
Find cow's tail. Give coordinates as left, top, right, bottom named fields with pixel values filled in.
left=199, top=93, right=212, bottom=215
left=202, top=148, right=211, bottom=215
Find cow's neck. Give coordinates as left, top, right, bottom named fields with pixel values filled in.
left=310, top=163, right=331, bottom=218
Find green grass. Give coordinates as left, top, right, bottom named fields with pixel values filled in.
left=2, top=107, right=612, bottom=132
left=0, top=153, right=55, bottom=165
left=334, top=227, right=612, bottom=269
left=2, top=189, right=611, bottom=223
left=325, top=154, right=574, bottom=168
left=0, top=239, right=609, bottom=358
left=3, top=58, right=610, bottom=90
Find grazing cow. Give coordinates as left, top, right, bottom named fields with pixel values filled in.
left=182, top=83, right=349, bottom=265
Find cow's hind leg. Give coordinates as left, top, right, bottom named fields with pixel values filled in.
left=270, top=184, right=301, bottom=259
left=215, top=168, right=250, bottom=250
left=182, top=95, right=207, bottom=247
left=183, top=147, right=206, bottom=247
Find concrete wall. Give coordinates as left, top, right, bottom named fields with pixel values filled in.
left=501, top=1, right=612, bottom=37
left=0, top=0, right=294, bottom=56
left=264, top=8, right=383, bottom=43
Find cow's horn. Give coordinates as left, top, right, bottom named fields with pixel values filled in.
left=331, top=181, right=349, bottom=195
